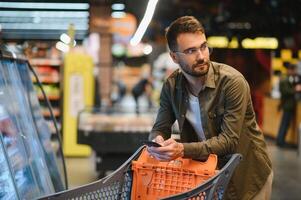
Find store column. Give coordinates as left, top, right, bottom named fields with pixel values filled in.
left=90, top=2, right=113, bottom=106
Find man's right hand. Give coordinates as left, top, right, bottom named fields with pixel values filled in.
left=153, top=135, right=165, bottom=144
left=147, top=135, right=184, bottom=161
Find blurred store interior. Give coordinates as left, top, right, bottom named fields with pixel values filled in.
left=0, top=0, right=301, bottom=199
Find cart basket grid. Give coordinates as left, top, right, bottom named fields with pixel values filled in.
left=39, top=146, right=242, bottom=200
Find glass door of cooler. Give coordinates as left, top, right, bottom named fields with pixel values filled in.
left=0, top=134, right=18, bottom=200
left=0, top=59, right=55, bottom=199
left=17, top=60, right=65, bottom=191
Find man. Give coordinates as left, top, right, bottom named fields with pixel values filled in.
left=277, top=62, right=301, bottom=147
left=148, top=16, right=273, bottom=200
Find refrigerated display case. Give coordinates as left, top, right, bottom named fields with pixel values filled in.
left=0, top=48, right=66, bottom=199
left=77, top=107, right=154, bottom=177
left=0, top=134, right=18, bottom=200
left=17, top=60, right=66, bottom=191
left=30, top=57, right=62, bottom=132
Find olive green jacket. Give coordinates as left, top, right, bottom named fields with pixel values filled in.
left=150, top=61, right=272, bottom=200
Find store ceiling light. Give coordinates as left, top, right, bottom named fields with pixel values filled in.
left=33, top=16, right=41, bottom=24
left=0, top=2, right=89, bottom=10
left=111, top=3, right=125, bottom=11
left=0, top=17, right=88, bottom=24
left=111, top=11, right=126, bottom=18
left=2, top=23, right=88, bottom=30
left=130, top=0, right=159, bottom=46
left=0, top=11, right=89, bottom=18
left=143, top=44, right=153, bottom=55
left=56, top=41, right=70, bottom=53
left=0, top=2, right=89, bottom=40
left=60, top=33, right=71, bottom=44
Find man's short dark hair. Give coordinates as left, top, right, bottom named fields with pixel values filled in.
left=165, top=16, right=205, bottom=52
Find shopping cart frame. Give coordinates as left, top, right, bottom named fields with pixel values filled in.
left=39, top=146, right=242, bottom=200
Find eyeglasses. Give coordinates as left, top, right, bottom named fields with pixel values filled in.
left=173, top=42, right=211, bottom=56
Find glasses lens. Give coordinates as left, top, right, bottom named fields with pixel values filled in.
left=208, top=46, right=213, bottom=55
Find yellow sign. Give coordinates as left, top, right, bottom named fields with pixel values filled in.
left=241, top=37, right=278, bottom=49
left=207, top=36, right=228, bottom=48
left=207, top=36, right=278, bottom=49
left=271, top=58, right=284, bottom=72
left=281, top=49, right=292, bottom=60
left=228, top=37, right=239, bottom=48
left=63, top=53, right=94, bottom=156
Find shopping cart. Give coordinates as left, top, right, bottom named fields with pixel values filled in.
left=39, top=146, right=242, bottom=200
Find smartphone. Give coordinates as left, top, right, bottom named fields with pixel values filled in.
left=143, top=141, right=162, bottom=147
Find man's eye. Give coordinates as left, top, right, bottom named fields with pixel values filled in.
left=186, top=48, right=197, bottom=54
left=201, top=43, right=208, bottom=50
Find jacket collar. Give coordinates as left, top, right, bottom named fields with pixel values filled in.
left=204, top=61, right=216, bottom=89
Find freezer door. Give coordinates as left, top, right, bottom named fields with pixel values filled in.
left=18, top=61, right=65, bottom=191
left=0, top=59, right=55, bottom=199
left=0, top=135, right=18, bottom=200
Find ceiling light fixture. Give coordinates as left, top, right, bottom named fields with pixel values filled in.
left=60, top=33, right=71, bottom=44
left=111, top=3, right=125, bottom=11
left=0, top=2, right=89, bottom=10
left=2, top=23, right=88, bottom=30
left=143, top=44, right=153, bottom=55
left=0, top=10, right=89, bottom=18
left=111, top=11, right=126, bottom=19
left=130, top=0, right=159, bottom=46
left=56, top=41, right=70, bottom=52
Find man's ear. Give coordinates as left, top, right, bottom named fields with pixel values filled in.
left=170, top=52, right=179, bottom=64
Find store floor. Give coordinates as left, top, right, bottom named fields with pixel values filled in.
left=65, top=139, right=301, bottom=200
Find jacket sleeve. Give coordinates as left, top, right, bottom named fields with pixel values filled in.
left=149, top=81, right=176, bottom=140
left=183, top=76, right=249, bottom=159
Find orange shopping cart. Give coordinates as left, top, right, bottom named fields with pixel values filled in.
left=39, top=146, right=242, bottom=200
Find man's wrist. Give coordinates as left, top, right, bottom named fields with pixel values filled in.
left=179, top=143, right=184, bottom=157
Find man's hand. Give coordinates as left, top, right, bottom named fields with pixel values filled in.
left=147, top=135, right=184, bottom=161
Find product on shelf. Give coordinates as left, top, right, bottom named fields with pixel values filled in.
left=30, top=57, right=61, bottom=123
left=78, top=112, right=155, bottom=132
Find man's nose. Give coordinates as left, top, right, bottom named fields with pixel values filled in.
left=196, top=48, right=205, bottom=59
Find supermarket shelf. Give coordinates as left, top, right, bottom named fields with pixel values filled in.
left=38, top=95, right=60, bottom=101
left=42, top=109, right=60, bottom=117
left=29, top=58, right=61, bottom=66
left=46, top=120, right=61, bottom=134
left=30, top=56, right=62, bottom=122
left=32, top=79, right=60, bottom=84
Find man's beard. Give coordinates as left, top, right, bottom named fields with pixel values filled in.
left=180, top=60, right=209, bottom=77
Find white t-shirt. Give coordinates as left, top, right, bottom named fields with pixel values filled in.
left=185, top=93, right=206, bottom=141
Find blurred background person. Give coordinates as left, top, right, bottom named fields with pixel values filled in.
left=131, top=75, right=154, bottom=114
left=276, top=62, right=301, bottom=147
